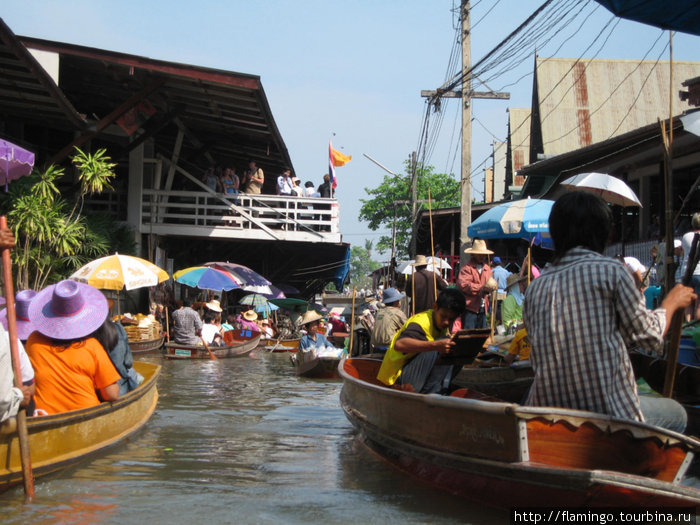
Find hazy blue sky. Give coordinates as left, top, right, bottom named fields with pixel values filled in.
left=3, top=1, right=698, bottom=260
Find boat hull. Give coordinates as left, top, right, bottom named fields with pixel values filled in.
left=163, top=334, right=260, bottom=359
left=292, top=355, right=341, bottom=378
left=0, top=361, right=160, bottom=492
left=264, top=337, right=300, bottom=353
left=339, top=357, right=700, bottom=508
left=129, top=335, right=165, bottom=355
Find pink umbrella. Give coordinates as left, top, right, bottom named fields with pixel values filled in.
left=1, top=139, right=35, bottom=190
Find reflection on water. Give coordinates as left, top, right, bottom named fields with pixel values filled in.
left=1, top=350, right=508, bottom=524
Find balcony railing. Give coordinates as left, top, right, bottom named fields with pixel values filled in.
left=140, top=189, right=341, bottom=243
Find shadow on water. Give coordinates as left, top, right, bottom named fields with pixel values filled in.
left=0, top=350, right=508, bottom=524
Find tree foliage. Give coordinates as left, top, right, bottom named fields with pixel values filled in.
left=348, top=243, right=381, bottom=290
left=0, top=147, right=133, bottom=290
left=359, top=161, right=460, bottom=258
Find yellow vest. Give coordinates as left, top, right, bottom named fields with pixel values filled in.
left=376, top=310, right=447, bottom=385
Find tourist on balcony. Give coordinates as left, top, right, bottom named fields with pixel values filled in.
left=291, top=177, right=303, bottom=197
left=220, top=168, right=239, bottom=198
left=317, top=174, right=331, bottom=198
left=244, top=160, right=264, bottom=194
left=277, top=168, right=294, bottom=196
left=304, top=181, right=318, bottom=197
left=201, top=166, right=220, bottom=193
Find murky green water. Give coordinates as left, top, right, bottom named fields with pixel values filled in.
left=1, top=350, right=507, bottom=524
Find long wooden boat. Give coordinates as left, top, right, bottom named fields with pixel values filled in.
left=452, top=361, right=534, bottom=403
left=339, top=357, right=700, bottom=508
left=129, top=335, right=165, bottom=355
left=264, top=337, right=300, bottom=353
left=163, top=333, right=261, bottom=359
left=0, top=361, right=160, bottom=492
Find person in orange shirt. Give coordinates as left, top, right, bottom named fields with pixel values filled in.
left=26, top=279, right=120, bottom=415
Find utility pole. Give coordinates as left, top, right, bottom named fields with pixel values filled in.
left=421, top=0, right=509, bottom=267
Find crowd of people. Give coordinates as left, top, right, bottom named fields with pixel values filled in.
left=199, top=159, right=333, bottom=200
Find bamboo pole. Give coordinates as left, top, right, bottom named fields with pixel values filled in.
left=428, top=189, right=438, bottom=303
left=0, top=216, right=34, bottom=501
left=348, top=287, right=356, bottom=356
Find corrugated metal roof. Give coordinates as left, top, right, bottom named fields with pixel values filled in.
left=534, top=57, right=700, bottom=156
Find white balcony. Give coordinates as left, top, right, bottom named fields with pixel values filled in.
left=139, top=189, right=341, bottom=243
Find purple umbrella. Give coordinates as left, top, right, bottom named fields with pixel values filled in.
left=204, top=262, right=272, bottom=293
left=1, top=139, right=35, bottom=191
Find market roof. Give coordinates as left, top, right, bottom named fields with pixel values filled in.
left=16, top=31, right=293, bottom=173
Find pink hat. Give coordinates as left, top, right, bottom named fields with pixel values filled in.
left=0, top=289, right=38, bottom=340
left=29, top=280, right=108, bottom=340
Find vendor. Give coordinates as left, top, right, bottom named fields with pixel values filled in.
left=299, top=310, right=332, bottom=352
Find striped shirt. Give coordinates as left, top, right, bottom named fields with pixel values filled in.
left=522, top=248, right=666, bottom=422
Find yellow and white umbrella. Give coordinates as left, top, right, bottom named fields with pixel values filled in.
left=70, top=253, right=169, bottom=291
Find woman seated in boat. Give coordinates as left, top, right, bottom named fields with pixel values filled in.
left=503, top=328, right=530, bottom=365
left=201, top=311, right=225, bottom=347
left=236, top=309, right=261, bottom=333
left=26, top=280, right=121, bottom=415
left=92, top=319, right=144, bottom=395
left=377, top=288, right=466, bottom=394
left=298, top=310, right=333, bottom=352
left=0, top=289, right=39, bottom=416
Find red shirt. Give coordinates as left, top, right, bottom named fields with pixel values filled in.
left=457, top=261, right=493, bottom=313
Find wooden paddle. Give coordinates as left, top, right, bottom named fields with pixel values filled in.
left=200, top=336, right=218, bottom=360
left=0, top=216, right=34, bottom=501
left=663, top=232, right=700, bottom=397
left=348, top=287, right=356, bottom=356
left=165, top=307, right=170, bottom=342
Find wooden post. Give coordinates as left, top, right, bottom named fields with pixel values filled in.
left=0, top=216, right=34, bottom=501
left=348, top=287, right=356, bottom=356
left=428, top=189, right=438, bottom=303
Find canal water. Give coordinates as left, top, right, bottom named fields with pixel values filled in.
left=1, top=350, right=508, bottom=524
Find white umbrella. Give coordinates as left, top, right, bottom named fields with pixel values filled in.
left=397, top=259, right=448, bottom=275
left=560, top=172, right=642, bottom=208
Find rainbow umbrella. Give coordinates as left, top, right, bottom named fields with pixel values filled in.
left=173, top=266, right=240, bottom=291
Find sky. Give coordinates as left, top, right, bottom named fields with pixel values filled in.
left=3, top=1, right=699, bottom=261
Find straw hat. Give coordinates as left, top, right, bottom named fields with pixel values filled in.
left=464, top=239, right=493, bottom=255
left=414, top=254, right=428, bottom=266
left=205, top=299, right=222, bottom=313
left=299, top=310, right=323, bottom=326
left=506, top=274, right=525, bottom=290
left=242, top=310, right=258, bottom=321
left=28, top=280, right=108, bottom=340
left=0, top=289, right=38, bottom=340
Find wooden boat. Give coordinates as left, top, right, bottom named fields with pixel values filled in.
left=264, top=337, right=300, bottom=353
left=452, top=361, right=533, bottom=403
left=291, top=350, right=343, bottom=379
left=163, top=331, right=261, bottom=359
left=339, top=357, right=700, bottom=508
left=129, top=335, right=165, bottom=355
left=0, top=361, right=160, bottom=492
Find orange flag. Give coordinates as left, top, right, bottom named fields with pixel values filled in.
left=331, top=147, right=352, bottom=167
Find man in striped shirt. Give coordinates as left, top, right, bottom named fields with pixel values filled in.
left=523, top=192, right=695, bottom=432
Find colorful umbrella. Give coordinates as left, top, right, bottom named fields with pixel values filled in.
left=239, top=293, right=269, bottom=308
left=174, top=266, right=240, bottom=291
left=560, top=173, right=642, bottom=208
left=467, top=198, right=554, bottom=249
left=1, top=138, right=35, bottom=190
left=269, top=297, right=309, bottom=311
left=70, top=253, right=169, bottom=291
left=204, top=261, right=271, bottom=293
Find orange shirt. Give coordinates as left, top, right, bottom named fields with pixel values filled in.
left=26, top=332, right=120, bottom=414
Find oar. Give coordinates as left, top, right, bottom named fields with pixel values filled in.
left=165, top=307, right=170, bottom=342
left=663, top=232, right=700, bottom=397
left=200, top=336, right=218, bottom=361
left=0, top=216, right=34, bottom=502
left=348, top=287, right=356, bottom=357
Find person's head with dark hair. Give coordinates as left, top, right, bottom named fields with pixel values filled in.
left=203, top=311, right=217, bottom=324
left=227, top=314, right=237, bottom=324
left=550, top=191, right=612, bottom=261
left=92, top=319, right=119, bottom=353
left=433, top=288, right=466, bottom=331
left=182, top=297, right=193, bottom=308
left=305, top=181, right=314, bottom=188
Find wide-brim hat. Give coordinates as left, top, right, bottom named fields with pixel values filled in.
left=0, top=289, right=38, bottom=340
left=506, top=274, right=525, bottom=290
left=300, top=310, right=323, bottom=326
left=28, top=280, right=108, bottom=340
left=414, top=254, right=428, bottom=266
left=242, top=310, right=258, bottom=321
left=464, top=239, right=494, bottom=255
left=205, top=300, right=222, bottom=313
left=382, top=287, right=405, bottom=305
